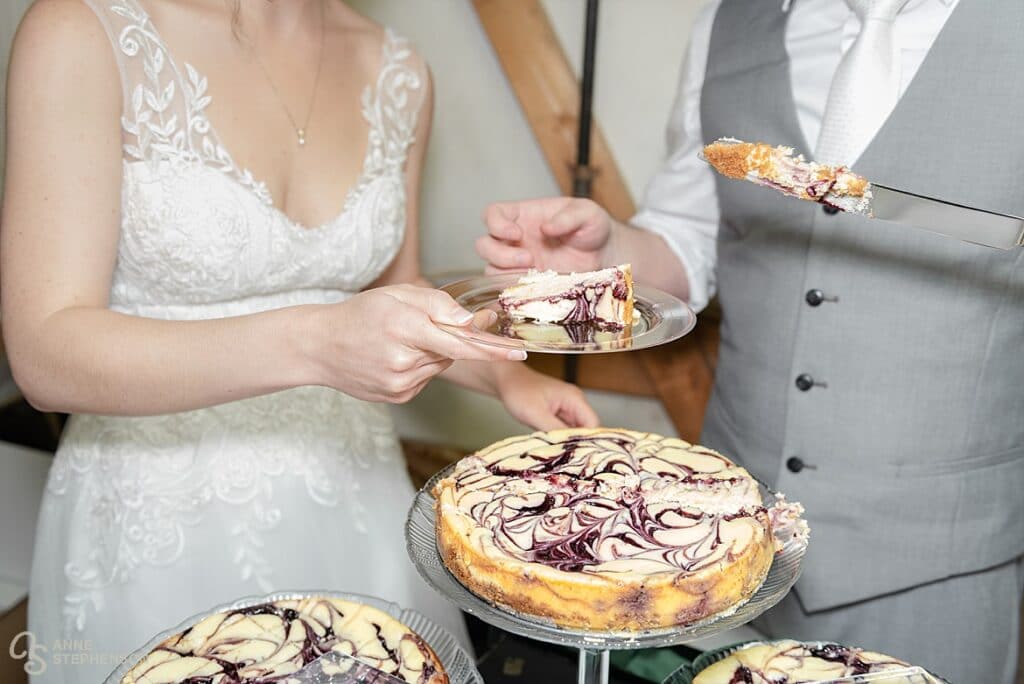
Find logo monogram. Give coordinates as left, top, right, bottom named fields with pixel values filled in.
left=9, top=631, right=48, bottom=676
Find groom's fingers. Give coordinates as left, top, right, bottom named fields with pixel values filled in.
left=483, top=202, right=523, bottom=241
left=541, top=198, right=598, bottom=238
left=475, top=235, right=533, bottom=270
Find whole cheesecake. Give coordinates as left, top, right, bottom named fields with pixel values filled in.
left=693, top=640, right=943, bottom=683
left=120, top=596, right=448, bottom=684
left=434, top=428, right=804, bottom=631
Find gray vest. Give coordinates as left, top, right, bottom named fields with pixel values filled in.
left=700, top=1, right=1024, bottom=612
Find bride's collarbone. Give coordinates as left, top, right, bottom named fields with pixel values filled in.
left=139, top=0, right=392, bottom=226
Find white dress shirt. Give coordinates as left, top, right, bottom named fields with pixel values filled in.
left=631, top=0, right=959, bottom=312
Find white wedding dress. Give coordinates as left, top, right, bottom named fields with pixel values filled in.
left=27, top=2, right=467, bottom=682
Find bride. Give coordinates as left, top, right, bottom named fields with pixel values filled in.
left=1, top=0, right=598, bottom=681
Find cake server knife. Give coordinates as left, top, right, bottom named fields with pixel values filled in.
left=869, top=184, right=1024, bottom=249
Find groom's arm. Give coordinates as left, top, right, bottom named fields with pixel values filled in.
left=626, top=2, right=722, bottom=313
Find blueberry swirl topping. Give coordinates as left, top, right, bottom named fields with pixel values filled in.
left=697, top=640, right=942, bottom=684
left=120, top=597, right=444, bottom=684
left=440, top=430, right=780, bottom=577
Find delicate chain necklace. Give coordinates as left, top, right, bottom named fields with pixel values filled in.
left=251, top=1, right=326, bottom=146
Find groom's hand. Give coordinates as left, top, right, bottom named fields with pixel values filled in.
left=477, top=197, right=616, bottom=274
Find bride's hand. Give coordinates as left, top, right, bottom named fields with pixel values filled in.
left=314, top=284, right=525, bottom=403
left=495, top=365, right=600, bottom=430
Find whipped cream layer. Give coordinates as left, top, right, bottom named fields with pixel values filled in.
left=121, top=597, right=445, bottom=684
left=441, top=430, right=776, bottom=577
left=704, top=138, right=872, bottom=215
left=694, top=640, right=942, bottom=684
left=498, top=265, right=633, bottom=329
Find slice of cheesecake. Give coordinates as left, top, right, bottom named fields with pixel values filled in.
left=703, top=137, right=872, bottom=214
left=498, top=264, right=634, bottom=330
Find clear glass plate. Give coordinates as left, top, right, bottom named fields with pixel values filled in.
left=103, top=590, right=482, bottom=684
left=437, top=274, right=697, bottom=354
left=405, top=463, right=808, bottom=651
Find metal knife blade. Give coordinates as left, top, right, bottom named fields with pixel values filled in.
left=869, top=184, right=1024, bottom=249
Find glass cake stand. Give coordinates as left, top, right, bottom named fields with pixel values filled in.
left=103, top=590, right=483, bottom=684
left=405, top=464, right=808, bottom=684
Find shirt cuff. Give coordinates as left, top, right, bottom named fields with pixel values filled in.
left=630, top=209, right=717, bottom=314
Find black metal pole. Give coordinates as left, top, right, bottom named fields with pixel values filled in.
left=573, top=0, right=600, bottom=198
left=565, top=0, right=600, bottom=384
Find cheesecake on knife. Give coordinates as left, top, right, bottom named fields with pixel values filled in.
left=703, top=138, right=872, bottom=214
left=498, top=264, right=634, bottom=330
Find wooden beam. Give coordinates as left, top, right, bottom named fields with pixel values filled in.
left=471, top=0, right=633, bottom=219
left=473, top=0, right=721, bottom=442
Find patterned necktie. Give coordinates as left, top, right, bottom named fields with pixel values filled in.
left=815, top=0, right=911, bottom=165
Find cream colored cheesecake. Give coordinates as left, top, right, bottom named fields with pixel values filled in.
left=693, top=640, right=943, bottom=683
left=434, top=428, right=806, bottom=631
left=498, top=264, right=634, bottom=330
left=120, top=597, right=448, bottom=684
left=703, top=138, right=872, bottom=214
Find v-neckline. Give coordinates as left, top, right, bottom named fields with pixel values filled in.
left=130, top=0, right=384, bottom=232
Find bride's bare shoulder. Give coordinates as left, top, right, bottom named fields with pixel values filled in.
left=328, top=3, right=425, bottom=75
left=11, top=0, right=119, bottom=86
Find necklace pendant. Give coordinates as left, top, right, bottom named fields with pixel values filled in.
left=297, top=128, right=306, bottom=146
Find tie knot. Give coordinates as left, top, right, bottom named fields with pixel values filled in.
left=846, top=0, right=910, bottom=21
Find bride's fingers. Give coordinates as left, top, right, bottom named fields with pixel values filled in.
left=472, top=309, right=498, bottom=330
left=417, top=320, right=525, bottom=362
left=525, top=407, right=570, bottom=431
left=409, top=358, right=454, bottom=385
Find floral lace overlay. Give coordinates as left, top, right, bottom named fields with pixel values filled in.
left=47, top=0, right=426, bottom=634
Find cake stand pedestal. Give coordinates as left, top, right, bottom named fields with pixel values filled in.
left=578, top=649, right=610, bottom=684
left=405, top=464, right=808, bottom=684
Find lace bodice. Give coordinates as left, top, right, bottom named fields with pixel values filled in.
left=87, top=0, right=425, bottom=318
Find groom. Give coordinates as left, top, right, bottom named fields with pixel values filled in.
left=477, top=1, right=1024, bottom=682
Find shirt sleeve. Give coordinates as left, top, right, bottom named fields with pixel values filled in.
left=630, top=1, right=721, bottom=313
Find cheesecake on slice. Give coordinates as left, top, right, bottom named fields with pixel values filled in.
left=498, top=264, right=634, bottom=330
left=703, top=138, right=872, bottom=214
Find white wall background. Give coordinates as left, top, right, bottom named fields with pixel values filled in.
left=0, top=0, right=706, bottom=452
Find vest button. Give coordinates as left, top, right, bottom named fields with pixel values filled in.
left=786, top=456, right=805, bottom=473
left=822, top=205, right=840, bottom=215
left=805, top=289, right=825, bottom=306
left=795, top=373, right=815, bottom=391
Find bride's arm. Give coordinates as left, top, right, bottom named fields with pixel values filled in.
left=1, top=2, right=510, bottom=416
left=369, top=65, right=598, bottom=429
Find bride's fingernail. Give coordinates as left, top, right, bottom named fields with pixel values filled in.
left=507, top=349, right=527, bottom=361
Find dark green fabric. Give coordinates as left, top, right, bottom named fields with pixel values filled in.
left=610, top=647, right=695, bottom=682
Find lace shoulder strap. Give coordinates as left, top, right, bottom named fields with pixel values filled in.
left=79, top=0, right=271, bottom=201
left=80, top=0, right=185, bottom=162
left=361, top=28, right=429, bottom=176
